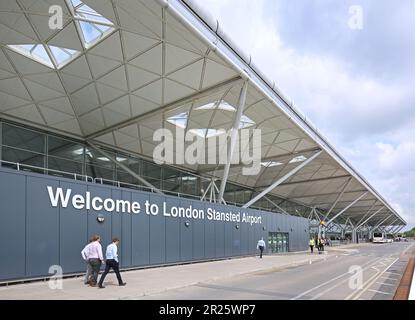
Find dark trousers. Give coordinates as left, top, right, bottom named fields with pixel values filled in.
left=88, top=259, right=101, bottom=284
left=98, top=259, right=123, bottom=286
left=259, top=246, right=264, bottom=258
left=310, top=245, right=314, bottom=253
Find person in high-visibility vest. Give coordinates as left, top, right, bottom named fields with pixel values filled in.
left=309, top=238, right=315, bottom=253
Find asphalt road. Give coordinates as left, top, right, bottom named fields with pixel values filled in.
left=142, top=241, right=414, bottom=300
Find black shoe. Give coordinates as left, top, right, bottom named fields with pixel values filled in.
left=98, top=284, right=105, bottom=288
left=119, top=282, right=127, bottom=286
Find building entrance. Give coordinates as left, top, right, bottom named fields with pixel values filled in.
left=268, top=232, right=289, bottom=253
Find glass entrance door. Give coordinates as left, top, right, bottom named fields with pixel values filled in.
left=268, top=232, right=277, bottom=254
left=268, top=232, right=289, bottom=253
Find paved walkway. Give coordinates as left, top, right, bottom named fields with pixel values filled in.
left=0, top=245, right=361, bottom=300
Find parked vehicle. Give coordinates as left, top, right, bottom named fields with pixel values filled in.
left=373, top=232, right=386, bottom=243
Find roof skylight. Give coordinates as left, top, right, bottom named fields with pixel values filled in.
left=167, top=112, right=188, bottom=129
left=261, top=161, right=284, bottom=167
left=7, top=44, right=80, bottom=69
left=6, top=0, right=114, bottom=68
left=49, top=45, right=80, bottom=67
left=7, top=44, right=54, bottom=68
left=289, top=155, right=307, bottom=163
left=195, top=100, right=236, bottom=112
left=239, top=114, right=255, bottom=129
left=189, top=128, right=226, bottom=138
left=71, top=0, right=115, bottom=47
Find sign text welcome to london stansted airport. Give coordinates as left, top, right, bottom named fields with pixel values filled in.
left=47, top=186, right=263, bottom=225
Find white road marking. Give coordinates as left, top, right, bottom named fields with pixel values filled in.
left=379, top=276, right=399, bottom=281
left=368, top=289, right=392, bottom=295
left=346, top=258, right=399, bottom=300
left=383, top=271, right=402, bottom=276
left=292, top=257, right=383, bottom=300
left=375, top=281, right=395, bottom=287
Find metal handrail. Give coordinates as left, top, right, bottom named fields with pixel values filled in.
left=93, top=176, right=203, bottom=201
left=0, top=159, right=292, bottom=212
left=0, top=160, right=93, bottom=182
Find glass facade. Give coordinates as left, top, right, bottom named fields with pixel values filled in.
left=0, top=120, right=313, bottom=216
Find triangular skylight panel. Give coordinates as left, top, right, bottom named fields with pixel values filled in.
left=195, top=100, right=236, bottom=111
left=70, top=0, right=115, bottom=47
left=289, top=155, right=307, bottom=163
left=261, top=161, right=284, bottom=167
left=189, top=128, right=226, bottom=138
left=239, top=114, right=255, bottom=129
left=166, top=112, right=188, bottom=129
left=49, top=45, right=80, bottom=67
left=7, top=44, right=54, bottom=68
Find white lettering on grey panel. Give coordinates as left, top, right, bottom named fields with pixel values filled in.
left=46, top=186, right=262, bottom=224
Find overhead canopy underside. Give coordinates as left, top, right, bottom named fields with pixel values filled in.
left=0, top=0, right=406, bottom=228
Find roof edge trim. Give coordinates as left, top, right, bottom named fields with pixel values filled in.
left=157, top=0, right=405, bottom=225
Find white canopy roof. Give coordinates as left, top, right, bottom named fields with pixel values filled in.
left=0, top=0, right=405, bottom=228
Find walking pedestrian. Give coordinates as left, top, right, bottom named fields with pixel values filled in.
left=309, top=238, right=315, bottom=253
left=257, top=237, right=266, bottom=259
left=98, top=238, right=126, bottom=288
left=81, top=238, right=93, bottom=285
left=87, top=234, right=104, bottom=286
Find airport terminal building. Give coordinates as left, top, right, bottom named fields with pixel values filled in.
left=0, top=0, right=406, bottom=282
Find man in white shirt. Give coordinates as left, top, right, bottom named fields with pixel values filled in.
left=257, top=238, right=266, bottom=258
left=98, top=238, right=126, bottom=288
left=81, top=239, right=93, bottom=285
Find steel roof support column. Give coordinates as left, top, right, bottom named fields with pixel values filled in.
left=372, top=216, right=393, bottom=232
left=201, top=179, right=213, bottom=201
left=264, top=196, right=289, bottom=215
left=393, top=226, right=404, bottom=236
left=325, top=192, right=368, bottom=227
left=323, top=177, right=352, bottom=221
left=88, top=142, right=163, bottom=195
left=243, top=150, right=322, bottom=208
left=390, top=225, right=402, bottom=234
left=218, top=81, right=248, bottom=203
left=308, top=207, right=315, bottom=220
left=389, top=225, right=402, bottom=234
left=355, top=202, right=377, bottom=227
left=356, top=207, right=383, bottom=231
left=383, top=219, right=398, bottom=233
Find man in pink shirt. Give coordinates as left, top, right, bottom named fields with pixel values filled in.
left=87, top=234, right=104, bottom=286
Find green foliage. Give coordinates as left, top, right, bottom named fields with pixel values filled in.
left=403, top=227, right=415, bottom=238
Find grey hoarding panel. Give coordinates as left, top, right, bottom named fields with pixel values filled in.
left=165, top=197, right=180, bottom=263
left=0, top=168, right=310, bottom=281
left=240, top=211, right=248, bottom=255
left=232, top=211, right=241, bottom=256
left=59, top=181, right=88, bottom=274
left=87, top=185, right=112, bottom=252
left=192, top=200, right=205, bottom=260
left=224, top=211, right=233, bottom=257
left=204, top=212, right=215, bottom=259
left=214, top=204, right=225, bottom=258
left=121, top=190, right=132, bottom=268
left=149, top=194, right=165, bottom=265
left=290, top=217, right=297, bottom=251
left=26, top=176, right=59, bottom=277
left=131, top=192, right=149, bottom=266
left=180, top=199, right=193, bottom=262
left=0, top=171, right=26, bottom=280
left=250, top=209, right=261, bottom=254
left=111, top=189, right=122, bottom=264
left=253, top=209, right=262, bottom=254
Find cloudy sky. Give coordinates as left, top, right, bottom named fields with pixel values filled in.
left=193, top=0, right=415, bottom=230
